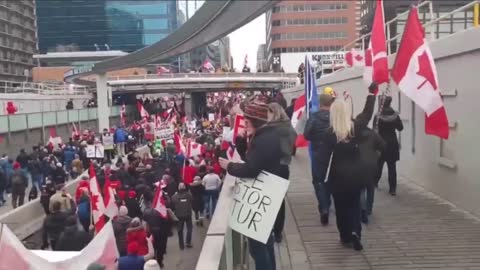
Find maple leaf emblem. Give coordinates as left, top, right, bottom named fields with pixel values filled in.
left=355, top=54, right=364, bottom=62
left=416, top=51, right=437, bottom=90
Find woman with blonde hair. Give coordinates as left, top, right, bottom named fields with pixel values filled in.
left=319, top=82, right=384, bottom=251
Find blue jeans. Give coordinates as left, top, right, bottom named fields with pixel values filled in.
left=311, top=157, right=331, bottom=214
left=361, top=186, right=375, bottom=215
left=203, top=189, right=219, bottom=217
left=32, top=174, right=42, bottom=190
left=248, top=234, right=275, bottom=270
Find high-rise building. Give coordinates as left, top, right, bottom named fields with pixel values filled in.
left=36, top=0, right=179, bottom=53
left=256, top=44, right=268, bottom=72
left=360, top=0, right=473, bottom=53
left=0, top=0, right=37, bottom=81
left=266, top=1, right=360, bottom=73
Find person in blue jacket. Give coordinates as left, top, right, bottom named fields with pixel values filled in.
left=114, top=126, right=128, bottom=157
left=63, top=146, right=76, bottom=174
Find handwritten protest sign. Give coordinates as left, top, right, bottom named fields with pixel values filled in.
left=229, top=171, right=289, bottom=244
left=86, top=145, right=96, bottom=158
left=154, top=126, right=174, bottom=140
left=102, top=135, right=114, bottom=150
left=86, top=144, right=104, bottom=158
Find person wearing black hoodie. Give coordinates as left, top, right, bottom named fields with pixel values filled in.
left=42, top=201, right=69, bottom=250
left=319, top=83, right=385, bottom=252
left=56, top=216, right=93, bottom=251
left=375, top=95, right=404, bottom=195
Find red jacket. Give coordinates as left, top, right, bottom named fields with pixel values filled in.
left=126, top=225, right=148, bottom=256
left=213, top=162, right=223, bottom=175
left=181, top=165, right=197, bottom=185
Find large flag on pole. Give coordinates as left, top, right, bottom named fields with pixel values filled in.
left=89, top=164, right=106, bottom=233
left=391, top=7, right=449, bottom=139
left=364, top=0, right=389, bottom=88
left=136, top=101, right=150, bottom=119
left=103, top=172, right=118, bottom=219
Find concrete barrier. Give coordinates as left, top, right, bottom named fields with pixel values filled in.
left=0, top=171, right=88, bottom=240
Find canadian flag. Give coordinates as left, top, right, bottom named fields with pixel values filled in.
left=345, top=48, right=365, bottom=67
left=364, top=0, right=389, bottom=88
left=136, top=101, right=150, bottom=119
left=152, top=185, right=168, bottom=219
left=232, top=114, right=245, bottom=143
left=187, top=140, right=204, bottom=158
left=391, top=7, right=449, bottom=139
left=174, top=132, right=186, bottom=155
left=47, top=127, right=62, bottom=149
left=291, top=95, right=308, bottom=147
left=71, top=122, right=79, bottom=139
left=103, top=172, right=118, bottom=219
left=89, top=164, right=106, bottom=233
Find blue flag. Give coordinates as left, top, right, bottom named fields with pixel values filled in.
left=304, top=56, right=321, bottom=170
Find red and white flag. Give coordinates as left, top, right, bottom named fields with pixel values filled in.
left=187, top=140, right=204, bottom=158
left=120, top=103, right=126, bottom=126
left=202, top=59, right=215, bottom=73
left=174, top=132, right=186, bottom=155
left=152, top=186, right=168, bottom=219
left=156, top=65, right=170, bottom=75
left=89, top=164, right=106, bottom=233
left=345, top=48, right=365, bottom=67
left=136, top=101, right=150, bottom=119
left=364, top=0, right=389, bottom=87
left=232, top=114, right=245, bottom=143
left=71, top=122, right=79, bottom=139
left=291, top=95, right=308, bottom=147
left=103, top=173, right=118, bottom=219
left=391, top=7, right=449, bottom=139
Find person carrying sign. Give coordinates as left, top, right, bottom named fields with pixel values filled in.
left=102, top=128, right=115, bottom=162
left=219, top=101, right=296, bottom=270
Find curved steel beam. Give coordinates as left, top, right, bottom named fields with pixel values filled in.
left=65, top=0, right=279, bottom=85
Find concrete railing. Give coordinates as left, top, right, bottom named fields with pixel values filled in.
left=0, top=171, right=88, bottom=240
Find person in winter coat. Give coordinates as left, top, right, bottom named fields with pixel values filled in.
left=28, top=157, right=43, bottom=190
left=114, top=126, right=128, bottom=157
left=180, top=160, right=197, bottom=187
left=49, top=184, right=74, bottom=214
left=40, top=179, right=56, bottom=214
left=11, top=162, right=27, bottom=208
left=117, top=240, right=154, bottom=270
left=77, top=190, right=91, bottom=232
left=0, top=155, right=12, bottom=193
left=56, top=216, right=93, bottom=251
left=126, top=217, right=148, bottom=256
left=171, top=183, right=193, bottom=250
left=265, top=102, right=296, bottom=243
left=317, top=83, right=384, bottom=251
left=375, top=95, right=404, bottom=195
left=202, top=167, right=221, bottom=219
left=189, top=176, right=205, bottom=226
left=143, top=197, right=170, bottom=268
left=304, top=92, right=335, bottom=225
left=220, top=101, right=295, bottom=270
left=16, top=149, right=30, bottom=169
left=75, top=175, right=90, bottom=204
left=0, top=168, right=6, bottom=205
left=51, top=163, right=67, bottom=185
left=125, top=191, right=143, bottom=219
left=42, top=201, right=69, bottom=250
left=113, top=206, right=133, bottom=256
left=71, top=154, right=83, bottom=179
left=63, top=146, right=76, bottom=173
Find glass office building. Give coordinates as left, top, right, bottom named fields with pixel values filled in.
left=37, top=0, right=178, bottom=53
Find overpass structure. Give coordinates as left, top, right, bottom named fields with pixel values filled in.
left=106, top=73, right=299, bottom=94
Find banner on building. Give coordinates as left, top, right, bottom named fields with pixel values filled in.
left=229, top=171, right=290, bottom=244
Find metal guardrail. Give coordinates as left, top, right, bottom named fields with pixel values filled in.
left=0, top=81, right=93, bottom=96
left=0, top=105, right=127, bottom=134
left=107, top=72, right=299, bottom=81
left=328, top=0, right=479, bottom=73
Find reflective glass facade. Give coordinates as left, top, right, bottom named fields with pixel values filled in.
left=37, top=0, right=178, bottom=53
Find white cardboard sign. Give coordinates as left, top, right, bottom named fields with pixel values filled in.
left=102, top=135, right=114, bottom=150
left=154, top=126, right=174, bottom=140
left=229, top=171, right=289, bottom=244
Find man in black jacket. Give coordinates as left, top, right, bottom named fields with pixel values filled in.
left=56, top=216, right=93, bottom=251
left=304, top=93, right=335, bottom=225
left=143, top=196, right=169, bottom=268
left=42, top=201, right=69, bottom=250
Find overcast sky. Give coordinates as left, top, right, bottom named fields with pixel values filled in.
left=182, top=0, right=265, bottom=72
left=229, top=15, right=266, bottom=72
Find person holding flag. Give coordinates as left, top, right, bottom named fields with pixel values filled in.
left=317, top=82, right=383, bottom=251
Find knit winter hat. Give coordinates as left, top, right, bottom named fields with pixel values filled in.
left=144, top=260, right=161, bottom=270
left=243, top=102, right=269, bottom=122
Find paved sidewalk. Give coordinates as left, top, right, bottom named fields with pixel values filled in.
left=286, top=150, right=480, bottom=270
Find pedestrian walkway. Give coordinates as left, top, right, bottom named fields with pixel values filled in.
left=281, top=150, right=480, bottom=270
